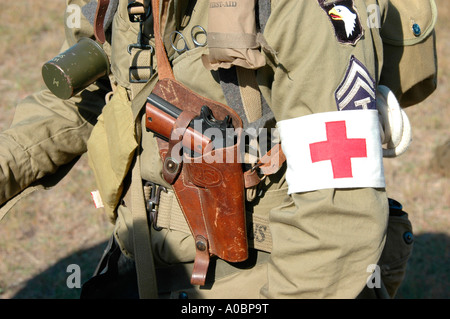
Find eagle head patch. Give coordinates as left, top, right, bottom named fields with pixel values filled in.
left=318, top=0, right=364, bottom=45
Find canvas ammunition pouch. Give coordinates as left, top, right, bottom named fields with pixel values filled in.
left=380, top=0, right=438, bottom=107
left=379, top=199, right=414, bottom=298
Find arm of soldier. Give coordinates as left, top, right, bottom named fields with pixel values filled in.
left=259, top=0, right=388, bottom=298
left=0, top=75, right=109, bottom=215
left=0, top=0, right=111, bottom=216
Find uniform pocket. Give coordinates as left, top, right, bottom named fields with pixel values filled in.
left=380, top=0, right=438, bottom=107
left=378, top=199, right=414, bottom=298
left=87, top=86, right=138, bottom=221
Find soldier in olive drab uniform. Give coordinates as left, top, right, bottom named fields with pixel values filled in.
left=0, top=0, right=437, bottom=299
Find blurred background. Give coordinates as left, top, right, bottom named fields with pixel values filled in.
left=0, top=0, right=448, bottom=298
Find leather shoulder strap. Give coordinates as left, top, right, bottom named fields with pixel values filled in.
left=94, top=0, right=111, bottom=43
left=151, top=0, right=175, bottom=80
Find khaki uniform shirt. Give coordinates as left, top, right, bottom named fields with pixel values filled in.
left=0, top=0, right=437, bottom=298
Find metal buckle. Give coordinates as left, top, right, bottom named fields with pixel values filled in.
left=127, top=5, right=154, bottom=84
left=127, top=2, right=151, bottom=23
left=128, top=63, right=154, bottom=84
left=251, top=162, right=262, bottom=172
left=145, top=182, right=168, bottom=231
left=127, top=36, right=154, bottom=83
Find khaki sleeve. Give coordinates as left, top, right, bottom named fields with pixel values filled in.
left=0, top=79, right=109, bottom=214
left=258, top=0, right=389, bottom=298
left=0, top=0, right=111, bottom=217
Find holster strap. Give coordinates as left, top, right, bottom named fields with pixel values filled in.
left=162, top=110, right=197, bottom=184
left=243, top=143, right=286, bottom=188
left=94, top=0, right=111, bottom=44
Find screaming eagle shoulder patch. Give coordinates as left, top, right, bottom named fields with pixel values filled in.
left=318, top=0, right=364, bottom=45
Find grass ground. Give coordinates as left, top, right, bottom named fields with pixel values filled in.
left=0, top=0, right=448, bottom=299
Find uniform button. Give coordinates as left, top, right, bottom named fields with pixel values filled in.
left=403, top=231, right=414, bottom=245
left=412, top=23, right=421, bottom=37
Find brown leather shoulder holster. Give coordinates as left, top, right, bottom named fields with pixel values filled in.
left=147, top=0, right=248, bottom=286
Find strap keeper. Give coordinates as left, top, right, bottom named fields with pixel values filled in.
left=243, top=143, right=286, bottom=189
left=191, top=235, right=210, bottom=286
left=244, top=166, right=262, bottom=189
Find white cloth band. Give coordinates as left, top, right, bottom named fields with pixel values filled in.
left=277, top=110, right=385, bottom=194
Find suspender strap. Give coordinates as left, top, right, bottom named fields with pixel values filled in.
left=125, top=0, right=160, bottom=299
left=130, top=52, right=158, bottom=298
left=126, top=0, right=179, bottom=298
left=130, top=146, right=159, bottom=299
left=236, top=67, right=263, bottom=123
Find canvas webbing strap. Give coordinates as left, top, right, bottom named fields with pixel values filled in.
left=128, top=66, right=159, bottom=298
left=130, top=147, right=158, bottom=299
left=236, top=67, right=263, bottom=123
left=129, top=48, right=154, bottom=99
left=126, top=0, right=172, bottom=299
left=129, top=0, right=147, bottom=15
left=147, top=187, right=274, bottom=253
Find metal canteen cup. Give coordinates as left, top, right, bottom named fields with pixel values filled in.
left=42, top=37, right=110, bottom=100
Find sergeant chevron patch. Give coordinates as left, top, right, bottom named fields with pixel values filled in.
left=335, top=56, right=376, bottom=111
left=318, top=0, right=364, bottom=45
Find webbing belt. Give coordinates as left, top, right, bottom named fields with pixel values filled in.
left=144, top=184, right=276, bottom=253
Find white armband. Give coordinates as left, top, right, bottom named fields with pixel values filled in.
left=277, top=110, right=385, bottom=194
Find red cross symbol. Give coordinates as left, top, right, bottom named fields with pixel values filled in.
left=309, top=121, right=367, bottom=179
